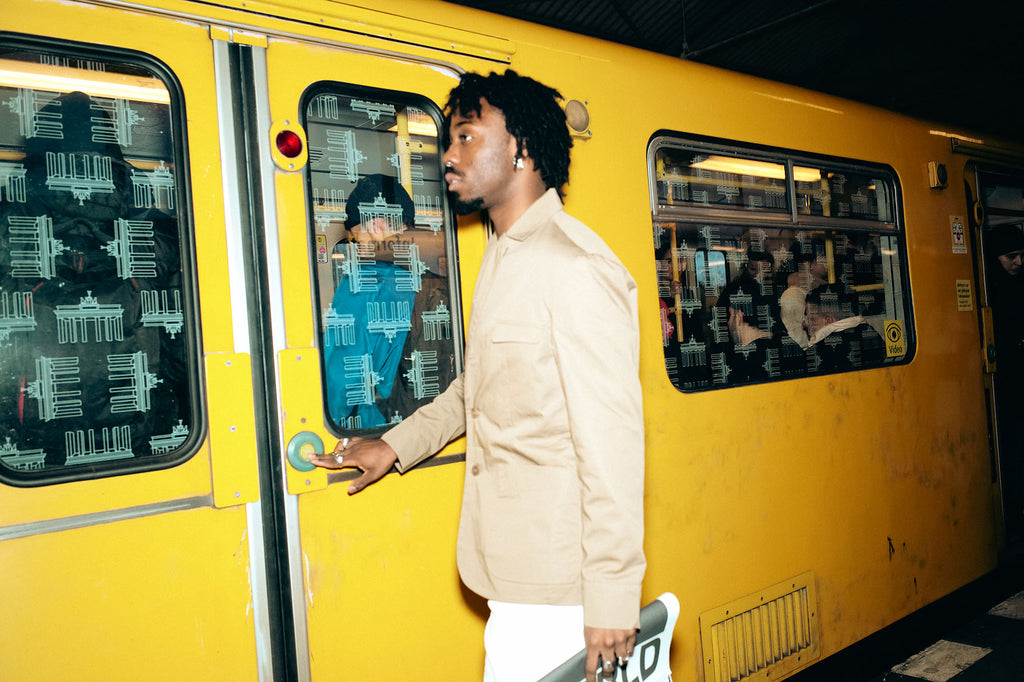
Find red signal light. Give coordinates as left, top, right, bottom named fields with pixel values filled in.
left=276, top=129, right=303, bottom=158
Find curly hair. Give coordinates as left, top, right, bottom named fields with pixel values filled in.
left=444, top=69, right=573, bottom=193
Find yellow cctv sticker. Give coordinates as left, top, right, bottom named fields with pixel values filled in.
left=884, top=320, right=905, bottom=358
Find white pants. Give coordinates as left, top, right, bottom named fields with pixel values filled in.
left=483, top=601, right=585, bottom=682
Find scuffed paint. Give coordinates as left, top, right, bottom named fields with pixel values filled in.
left=304, top=552, right=315, bottom=605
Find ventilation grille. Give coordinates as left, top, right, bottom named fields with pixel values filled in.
left=700, top=571, right=820, bottom=682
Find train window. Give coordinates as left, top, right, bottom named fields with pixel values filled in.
left=650, top=135, right=912, bottom=391
left=303, top=84, right=462, bottom=435
left=978, top=169, right=1024, bottom=218
left=0, top=39, right=201, bottom=484
left=655, top=147, right=791, bottom=215
left=795, top=165, right=894, bottom=222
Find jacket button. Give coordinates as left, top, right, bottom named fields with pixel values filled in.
left=471, top=465, right=480, bottom=476
left=471, top=407, right=480, bottom=418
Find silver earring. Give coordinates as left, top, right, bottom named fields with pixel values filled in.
left=514, top=157, right=524, bottom=170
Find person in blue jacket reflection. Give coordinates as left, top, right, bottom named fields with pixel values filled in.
left=324, top=174, right=418, bottom=429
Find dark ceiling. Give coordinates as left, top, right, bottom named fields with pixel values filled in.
left=444, top=0, right=1024, bottom=144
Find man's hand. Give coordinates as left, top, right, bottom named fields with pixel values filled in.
left=308, top=436, right=398, bottom=494
left=728, top=307, right=769, bottom=346
left=584, top=626, right=635, bottom=682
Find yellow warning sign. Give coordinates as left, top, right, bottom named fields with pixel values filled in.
left=884, top=320, right=905, bottom=358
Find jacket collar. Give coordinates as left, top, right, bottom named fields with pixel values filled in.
left=501, top=188, right=563, bottom=242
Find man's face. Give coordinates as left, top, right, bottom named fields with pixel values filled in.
left=810, top=255, right=828, bottom=279
left=998, top=249, right=1024, bottom=276
left=348, top=218, right=404, bottom=262
left=442, top=99, right=516, bottom=215
left=803, top=303, right=834, bottom=338
left=349, top=217, right=402, bottom=246
left=746, top=258, right=772, bottom=283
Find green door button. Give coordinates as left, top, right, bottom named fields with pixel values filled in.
left=287, top=431, right=324, bottom=472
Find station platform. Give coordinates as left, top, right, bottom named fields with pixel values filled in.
left=790, top=542, right=1024, bottom=682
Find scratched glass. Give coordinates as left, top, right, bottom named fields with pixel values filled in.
left=303, top=84, right=463, bottom=436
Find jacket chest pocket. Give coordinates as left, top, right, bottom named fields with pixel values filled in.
left=481, top=322, right=554, bottom=428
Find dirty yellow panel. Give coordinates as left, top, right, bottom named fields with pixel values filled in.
left=0, top=506, right=257, bottom=681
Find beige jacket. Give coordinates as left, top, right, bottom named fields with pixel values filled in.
left=382, top=189, right=645, bottom=629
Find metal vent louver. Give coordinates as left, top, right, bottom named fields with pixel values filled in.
left=700, top=571, right=820, bottom=682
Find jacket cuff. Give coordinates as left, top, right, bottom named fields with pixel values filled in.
left=381, top=420, right=421, bottom=473
left=583, top=581, right=643, bottom=630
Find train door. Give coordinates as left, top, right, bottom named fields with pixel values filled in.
left=0, top=3, right=266, bottom=681
left=251, top=29, right=493, bottom=678
left=1, top=1, right=495, bottom=679
left=969, top=164, right=1024, bottom=544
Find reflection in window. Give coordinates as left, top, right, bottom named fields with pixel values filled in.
left=0, top=44, right=199, bottom=483
left=652, top=138, right=910, bottom=391
left=979, top=170, right=1024, bottom=215
left=656, top=148, right=790, bottom=214
left=795, top=167, right=893, bottom=221
left=304, top=87, right=461, bottom=434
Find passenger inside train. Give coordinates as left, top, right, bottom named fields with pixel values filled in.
left=321, top=173, right=455, bottom=431
left=778, top=240, right=828, bottom=348
left=803, top=282, right=886, bottom=372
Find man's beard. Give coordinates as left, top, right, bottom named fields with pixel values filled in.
left=452, top=194, right=485, bottom=216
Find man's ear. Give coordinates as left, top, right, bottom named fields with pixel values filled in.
left=507, top=134, right=519, bottom=160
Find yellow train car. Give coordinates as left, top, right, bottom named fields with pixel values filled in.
left=0, top=0, right=1017, bottom=680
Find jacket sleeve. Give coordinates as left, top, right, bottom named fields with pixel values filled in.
left=382, top=372, right=467, bottom=472
left=551, top=251, right=646, bottom=630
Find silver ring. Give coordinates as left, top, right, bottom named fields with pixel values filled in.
left=341, top=437, right=350, bottom=449
left=334, top=453, right=344, bottom=465
left=617, top=656, right=626, bottom=667
left=602, top=660, right=614, bottom=669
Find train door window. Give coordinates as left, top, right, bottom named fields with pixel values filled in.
left=303, top=84, right=462, bottom=435
left=977, top=169, right=1024, bottom=219
left=650, top=135, right=912, bottom=390
left=0, top=39, right=201, bottom=484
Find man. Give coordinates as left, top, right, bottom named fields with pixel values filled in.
left=322, top=174, right=454, bottom=430
left=803, top=283, right=884, bottom=371
left=322, top=174, right=417, bottom=429
left=311, top=70, right=645, bottom=682
left=713, top=249, right=779, bottom=382
left=779, top=240, right=828, bottom=348
left=987, top=224, right=1024, bottom=537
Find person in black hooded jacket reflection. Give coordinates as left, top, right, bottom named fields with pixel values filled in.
left=0, top=91, right=187, bottom=473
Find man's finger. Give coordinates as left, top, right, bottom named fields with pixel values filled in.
left=585, top=648, right=599, bottom=682
left=309, top=452, right=345, bottom=469
left=348, top=469, right=379, bottom=495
